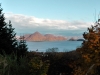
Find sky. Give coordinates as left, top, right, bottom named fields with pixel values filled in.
left=1, top=0, right=100, bottom=38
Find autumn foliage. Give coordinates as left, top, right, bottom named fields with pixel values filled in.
left=75, top=19, right=100, bottom=75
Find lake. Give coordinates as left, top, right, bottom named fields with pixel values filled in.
left=26, top=41, right=83, bottom=52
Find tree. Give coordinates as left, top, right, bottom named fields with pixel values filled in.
left=46, top=48, right=59, bottom=52
left=17, top=36, right=28, bottom=57
left=0, top=5, right=18, bottom=54
left=0, top=4, right=27, bottom=56
left=81, top=19, right=100, bottom=63
left=76, top=19, right=100, bottom=75
left=29, top=56, right=49, bottom=75
left=0, top=53, right=29, bottom=75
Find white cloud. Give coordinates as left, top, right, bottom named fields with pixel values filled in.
left=4, top=13, right=93, bottom=36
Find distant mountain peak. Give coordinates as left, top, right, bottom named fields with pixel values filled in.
left=34, top=31, right=41, bottom=34
left=24, top=31, right=67, bottom=41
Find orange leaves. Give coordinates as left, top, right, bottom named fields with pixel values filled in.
left=74, top=19, right=100, bottom=75
left=80, top=19, right=100, bottom=64
left=95, top=50, right=98, bottom=53
left=82, top=54, right=90, bottom=62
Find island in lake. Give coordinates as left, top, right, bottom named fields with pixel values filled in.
left=22, top=31, right=67, bottom=41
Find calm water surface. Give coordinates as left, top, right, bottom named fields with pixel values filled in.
left=26, top=41, right=83, bottom=52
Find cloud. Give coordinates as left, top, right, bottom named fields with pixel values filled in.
left=4, top=13, right=93, bottom=36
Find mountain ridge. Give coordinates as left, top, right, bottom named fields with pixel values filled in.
left=24, top=31, right=67, bottom=41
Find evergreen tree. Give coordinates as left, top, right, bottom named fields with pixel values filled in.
left=17, top=36, right=28, bottom=57
left=0, top=4, right=28, bottom=56
left=0, top=5, right=18, bottom=54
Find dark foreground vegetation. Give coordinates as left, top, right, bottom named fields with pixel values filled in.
left=0, top=4, right=100, bottom=75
